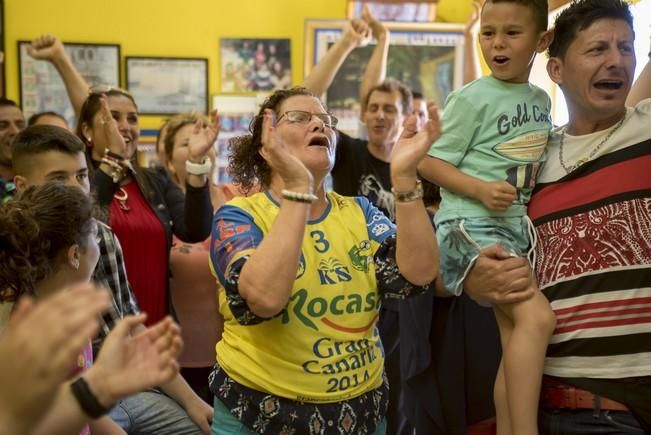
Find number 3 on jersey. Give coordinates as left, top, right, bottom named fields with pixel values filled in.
left=310, top=230, right=330, bottom=253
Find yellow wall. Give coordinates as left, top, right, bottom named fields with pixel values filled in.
left=3, top=0, right=473, bottom=128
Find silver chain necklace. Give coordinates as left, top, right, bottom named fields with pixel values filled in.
left=558, top=116, right=625, bottom=174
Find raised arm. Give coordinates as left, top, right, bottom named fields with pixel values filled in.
left=27, top=35, right=90, bottom=118
left=390, top=103, right=441, bottom=285
left=302, top=19, right=370, bottom=96
left=359, top=6, right=390, bottom=114
left=221, top=110, right=315, bottom=318
left=626, top=41, right=651, bottom=107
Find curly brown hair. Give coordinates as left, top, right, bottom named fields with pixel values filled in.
left=0, top=183, right=96, bottom=302
left=228, top=87, right=319, bottom=192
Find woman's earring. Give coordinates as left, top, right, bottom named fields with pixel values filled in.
left=71, top=258, right=80, bottom=270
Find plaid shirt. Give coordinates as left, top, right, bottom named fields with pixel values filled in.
left=92, top=222, right=140, bottom=353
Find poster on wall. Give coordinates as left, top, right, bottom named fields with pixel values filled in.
left=305, top=19, right=464, bottom=137
left=346, top=1, right=438, bottom=22
left=220, top=38, right=291, bottom=93
left=126, top=57, right=208, bottom=115
left=211, top=95, right=261, bottom=184
left=18, top=41, right=121, bottom=127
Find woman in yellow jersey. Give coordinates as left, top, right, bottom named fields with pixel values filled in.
left=208, top=87, right=440, bottom=435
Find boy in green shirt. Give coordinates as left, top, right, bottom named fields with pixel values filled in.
left=419, top=1, right=555, bottom=434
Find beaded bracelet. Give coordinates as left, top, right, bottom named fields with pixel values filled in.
left=104, top=149, right=125, bottom=161
left=100, top=157, right=126, bottom=184
left=391, top=180, right=424, bottom=202
left=281, top=189, right=318, bottom=203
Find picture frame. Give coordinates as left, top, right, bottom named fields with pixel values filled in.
left=346, top=1, right=437, bottom=22
left=305, top=19, right=465, bottom=136
left=18, top=41, right=121, bottom=127
left=126, top=56, right=208, bottom=115
left=211, top=94, right=260, bottom=184
left=220, top=38, right=291, bottom=93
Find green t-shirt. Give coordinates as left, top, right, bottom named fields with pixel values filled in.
left=428, top=75, right=551, bottom=224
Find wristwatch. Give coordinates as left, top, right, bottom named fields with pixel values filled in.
left=185, top=158, right=212, bottom=176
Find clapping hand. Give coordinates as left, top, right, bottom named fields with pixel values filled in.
left=85, top=315, right=183, bottom=407
left=343, top=18, right=372, bottom=48
left=390, top=102, right=441, bottom=186
left=187, top=110, right=220, bottom=163
left=96, top=94, right=134, bottom=159
left=259, top=109, right=313, bottom=192
left=362, top=4, right=390, bottom=41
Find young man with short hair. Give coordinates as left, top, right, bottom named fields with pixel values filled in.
left=11, top=125, right=213, bottom=435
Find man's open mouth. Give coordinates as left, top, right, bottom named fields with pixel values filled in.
left=593, top=79, right=624, bottom=90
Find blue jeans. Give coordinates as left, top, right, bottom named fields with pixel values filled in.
left=211, top=397, right=387, bottom=435
left=109, top=390, right=203, bottom=435
left=539, top=407, right=645, bottom=434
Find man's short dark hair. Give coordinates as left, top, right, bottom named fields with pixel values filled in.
left=548, top=0, right=633, bottom=59
left=27, top=111, right=68, bottom=127
left=0, top=98, right=19, bottom=109
left=486, top=0, right=548, bottom=33
left=364, top=80, right=413, bottom=115
left=11, top=125, right=86, bottom=175
left=411, top=90, right=424, bottom=100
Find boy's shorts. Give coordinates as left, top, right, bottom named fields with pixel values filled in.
left=436, top=216, right=532, bottom=296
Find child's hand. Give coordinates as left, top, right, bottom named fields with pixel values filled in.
left=476, top=180, right=517, bottom=210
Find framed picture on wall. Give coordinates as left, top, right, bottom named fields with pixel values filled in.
left=126, top=57, right=208, bottom=115
left=220, top=38, right=291, bottom=93
left=211, top=94, right=260, bottom=184
left=346, top=1, right=438, bottom=22
left=18, top=41, right=121, bottom=127
left=305, top=19, right=465, bottom=137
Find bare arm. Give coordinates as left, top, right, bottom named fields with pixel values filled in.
left=159, top=374, right=213, bottom=434
left=236, top=109, right=313, bottom=317
left=390, top=103, right=442, bottom=285
left=359, top=6, right=390, bottom=114
left=418, top=156, right=517, bottom=211
left=90, top=417, right=127, bottom=435
left=27, top=35, right=90, bottom=117
left=626, top=51, right=651, bottom=107
left=302, top=19, right=370, bottom=96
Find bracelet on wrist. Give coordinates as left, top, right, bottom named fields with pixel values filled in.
left=104, top=149, right=125, bottom=161
left=281, top=189, right=317, bottom=204
left=391, top=179, right=424, bottom=202
left=70, top=377, right=113, bottom=419
left=185, top=158, right=212, bottom=176
left=100, top=157, right=126, bottom=184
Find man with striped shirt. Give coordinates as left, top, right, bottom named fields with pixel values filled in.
left=465, top=0, right=651, bottom=433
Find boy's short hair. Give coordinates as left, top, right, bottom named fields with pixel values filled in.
left=363, top=80, right=413, bottom=115
left=485, top=0, right=548, bottom=33
left=11, top=125, right=85, bottom=175
left=548, top=0, right=633, bottom=60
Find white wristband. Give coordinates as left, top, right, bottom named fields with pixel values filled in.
left=185, top=158, right=212, bottom=176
